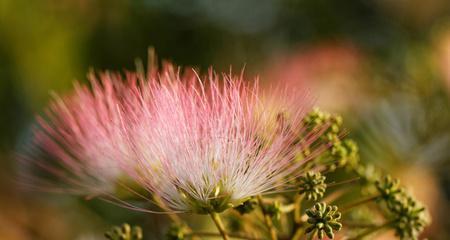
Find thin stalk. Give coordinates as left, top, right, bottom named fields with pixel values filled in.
left=210, top=212, right=230, bottom=240
left=256, top=195, right=278, bottom=240
left=341, top=195, right=380, bottom=213
left=188, top=232, right=262, bottom=240
left=326, top=177, right=360, bottom=188
left=341, top=221, right=379, bottom=228
left=294, top=194, right=304, bottom=224
left=322, top=188, right=348, bottom=204
left=349, top=221, right=393, bottom=240
left=291, top=194, right=305, bottom=240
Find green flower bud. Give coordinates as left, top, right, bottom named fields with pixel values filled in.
left=303, top=108, right=341, bottom=135
left=298, top=171, right=327, bottom=201
left=375, top=175, right=404, bottom=210
left=305, top=202, right=342, bottom=239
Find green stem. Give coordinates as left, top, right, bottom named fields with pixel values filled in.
left=291, top=194, right=305, bottom=240
left=294, top=194, right=304, bottom=224
left=341, top=195, right=380, bottom=212
left=322, top=188, right=348, bottom=204
left=210, top=212, right=230, bottom=240
left=349, top=221, right=393, bottom=240
left=326, top=177, right=360, bottom=188
left=256, top=195, right=278, bottom=240
left=341, top=221, right=379, bottom=228
left=280, top=203, right=295, bottom=213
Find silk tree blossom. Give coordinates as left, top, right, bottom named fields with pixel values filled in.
left=22, top=63, right=326, bottom=214
left=21, top=72, right=135, bottom=195
left=121, top=66, right=326, bottom=214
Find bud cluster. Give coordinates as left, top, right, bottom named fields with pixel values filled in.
left=391, top=196, right=428, bottom=240
left=303, top=108, right=359, bottom=170
left=375, top=175, right=429, bottom=240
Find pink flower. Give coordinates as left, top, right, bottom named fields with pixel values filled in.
left=122, top=67, right=324, bottom=213
left=23, top=63, right=325, bottom=214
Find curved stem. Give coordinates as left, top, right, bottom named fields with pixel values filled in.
left=210, top=212, right=230, bottom=240
left=256, top=195, right=278, bottom=240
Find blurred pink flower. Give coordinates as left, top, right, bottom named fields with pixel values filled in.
left=21, top=72, right=135, bottom=195
left=264, top=42, right=369, bottom=112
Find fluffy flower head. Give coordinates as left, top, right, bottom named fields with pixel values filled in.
left=124, top=67, right=321, bottom=213
left=23, top=63, right=324, bottom=214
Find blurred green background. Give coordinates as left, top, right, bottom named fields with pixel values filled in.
left=1, top=0, right=449, bottom=239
